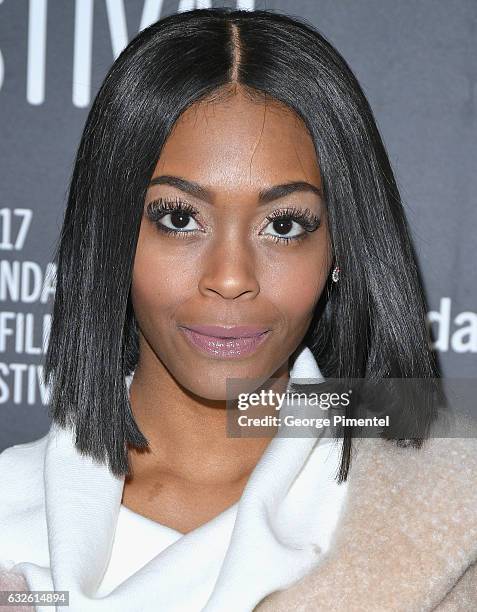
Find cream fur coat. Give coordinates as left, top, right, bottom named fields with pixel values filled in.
left=1, top=433, right=476, bottom=611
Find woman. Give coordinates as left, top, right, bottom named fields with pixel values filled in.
left=0, top=7, right=475, bottom=612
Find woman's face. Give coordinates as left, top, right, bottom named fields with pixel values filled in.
left=131, top=89, right=332, bottom=400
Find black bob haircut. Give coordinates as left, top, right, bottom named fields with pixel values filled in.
left=44, top=7, right=444, bottom=482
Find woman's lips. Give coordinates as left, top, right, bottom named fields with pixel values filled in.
left=180, top=324, right=270, bottom=338
left=178, top=325, right=271, bottom=359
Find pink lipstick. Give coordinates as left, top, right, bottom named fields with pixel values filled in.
left=178, top=325, right=271, bottom=359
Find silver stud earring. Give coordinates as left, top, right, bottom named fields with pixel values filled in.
left=331, top=265, right=340, bottom=283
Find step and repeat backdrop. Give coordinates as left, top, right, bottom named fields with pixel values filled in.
left=1, top=0, right=476, bottom=449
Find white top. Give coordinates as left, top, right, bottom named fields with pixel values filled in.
left=0, top=344, right=348, bottom=612
left=97, top=438, right=346, bottom=604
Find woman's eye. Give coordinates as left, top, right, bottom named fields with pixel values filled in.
left=158, top=210, right=200, bottom=232
left=146, top=199, right=320, bottom=245
left=262, top=217, right=305, bottom=239
left=260, top=208, right=321, bottom=244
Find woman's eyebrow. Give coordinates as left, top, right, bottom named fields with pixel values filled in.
left=148, top=175, right=322, bottom=205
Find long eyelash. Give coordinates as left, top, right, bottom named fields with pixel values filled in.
left=145, top=198, right=321, bottom=245
left=145, top=197, right=200, bottom=237
left=146, top=197, right=199, bottom=218
left=265, top=206, right=321, bottom=245
left=266, top=206, right=321, bottom=231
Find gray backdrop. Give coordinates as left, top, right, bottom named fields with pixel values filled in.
left=1, top=0, right=476, bottom=449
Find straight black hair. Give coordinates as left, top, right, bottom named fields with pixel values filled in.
left=44, top=7, right=444, bottom=481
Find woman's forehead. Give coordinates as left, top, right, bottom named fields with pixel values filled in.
left=152, top=91, right=321, bottom=192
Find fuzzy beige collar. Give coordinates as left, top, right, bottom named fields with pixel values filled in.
left=254, top=433, right=477, bottom=611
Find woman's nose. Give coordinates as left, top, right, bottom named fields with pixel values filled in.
left=197, top=232, right=260, bottom=301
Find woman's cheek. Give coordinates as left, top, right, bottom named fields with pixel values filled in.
left=264, top=242, right=329, bottom=321
left=280, top=267, right=323, bottom=323
left=132, top=255, right=193, bottom=325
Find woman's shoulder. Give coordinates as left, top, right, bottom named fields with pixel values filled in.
left=255, top=433, right=477, bottom=611
left=352, top=432, right=477, bottom=479
left=348, top=433, right=477, bottom=529
left=0, top=432, right=49, bottom=518
left=0, top=432, right=51, bottom=566
left=0, top=431, right=49, bottom=473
